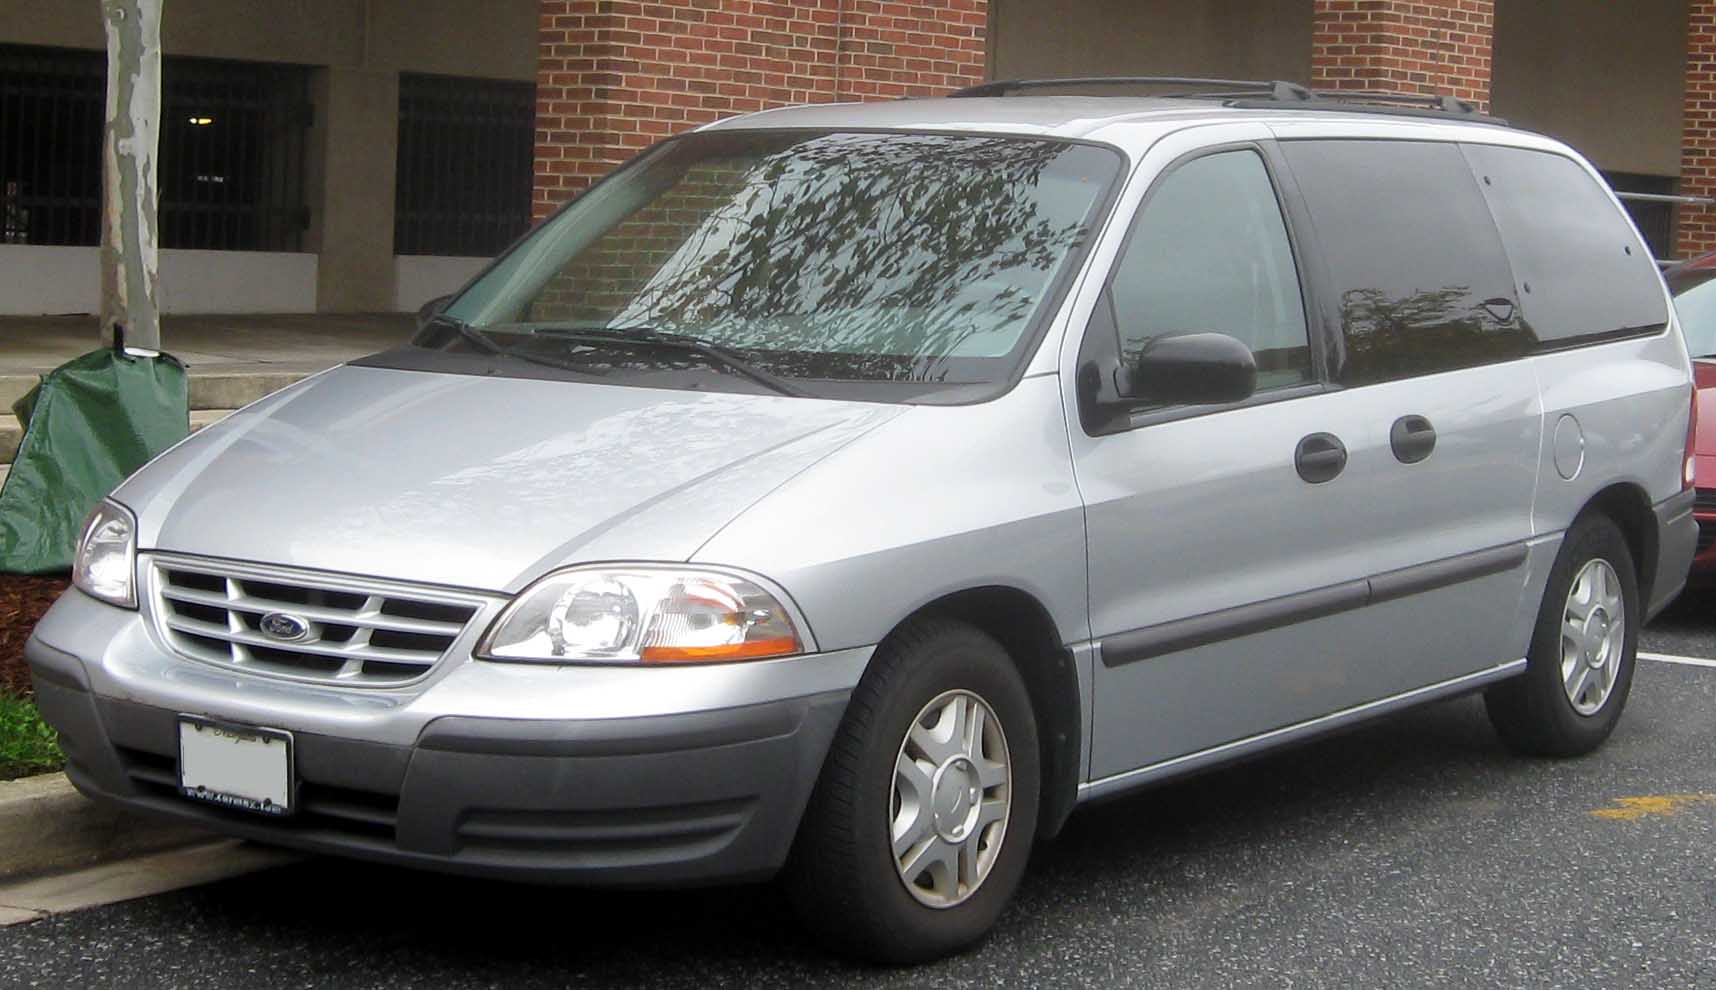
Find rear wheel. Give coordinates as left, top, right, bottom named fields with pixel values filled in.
left=1485, top=514, right=1639, bottom=757
left=786, top=618, right=1040, bottom=963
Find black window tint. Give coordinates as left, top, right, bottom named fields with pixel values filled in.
left=1462, top=145, right=1669, bottom=347
left=1281, top=140, right=1529, bottom=386
left=1111, top=149, right=1311, bottom=391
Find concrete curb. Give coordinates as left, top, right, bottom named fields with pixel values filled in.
left=0, top=772, right=212, bottom=884
left=0, top=839, right=302, bottom=926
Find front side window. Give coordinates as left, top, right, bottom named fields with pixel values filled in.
left=1281, top=140, right=1531, bottom=387
left=1108, top=149, right=1312, bottom=393
left=414, top=130, right=1122, bottom=403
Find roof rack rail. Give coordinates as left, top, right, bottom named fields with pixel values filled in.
left=949, top=77, right=1314, bottom=102
left=1227, top=88, right=1505, bottom=124
left=1305, top=89, right=1479, bottom=115
left=950, top=77, right=1507, bottom=124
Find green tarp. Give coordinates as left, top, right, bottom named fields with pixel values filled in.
left=0, top=348, right=189, bottom=574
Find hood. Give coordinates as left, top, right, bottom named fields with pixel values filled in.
left=1698, top=359, right=1716, bottom=456
left=119, top=366, right=902, bottom=592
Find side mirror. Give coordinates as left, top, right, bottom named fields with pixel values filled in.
left=415, top=293, right=453, bottom=330
left=1128, top=332, right=1257, bottom=406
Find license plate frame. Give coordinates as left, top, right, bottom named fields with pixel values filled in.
left=176, top=716, right=295, bottom=817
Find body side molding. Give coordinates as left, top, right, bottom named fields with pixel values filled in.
left=1101, top=542, right=1528, bottom=668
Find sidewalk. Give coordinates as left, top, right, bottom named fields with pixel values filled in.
left=1, top=313, right=416, bottom=378
left=0, top=313, right=418, bottom=474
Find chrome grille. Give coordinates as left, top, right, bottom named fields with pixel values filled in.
left=148, top=557, right=486, bottom=686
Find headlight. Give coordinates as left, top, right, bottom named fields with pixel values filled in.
left=478, top=566, right=805, bottom=664
left=72, top=499, right=138, bottom=608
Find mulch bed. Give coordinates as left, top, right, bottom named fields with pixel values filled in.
left=1, top=574, right=69, bottom=697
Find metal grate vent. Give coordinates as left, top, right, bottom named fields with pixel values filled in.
left=0, top=44, right=310, bottom=250
left=148, top=557, right=484, bottom=687
left=394, top=72, right=534, bottom=257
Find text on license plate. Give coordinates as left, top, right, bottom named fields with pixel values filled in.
left=177, top=718, right=292, bottom=816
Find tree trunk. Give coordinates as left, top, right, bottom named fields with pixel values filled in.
left=99, top=0, right=163, bottom=353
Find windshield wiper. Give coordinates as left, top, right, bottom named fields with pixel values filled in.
left=430, top=314, right=613, bottom=379
left=529, top=325, right=808, bottom=398
left=426, top=313, right=502, bottom=355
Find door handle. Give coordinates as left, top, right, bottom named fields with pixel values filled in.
left=1295, top=432, right=1347, bottom=484
left=1390, top=414, right=1437, bottom=464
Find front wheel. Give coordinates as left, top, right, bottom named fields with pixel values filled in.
left=1485, top=514, right=1639, bottom=757
left=786, top=618, right=1040, bottom=963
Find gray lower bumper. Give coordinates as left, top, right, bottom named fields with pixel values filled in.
left=28, top=636, right=849, bottom=887
left=1649, top=489, right=1698, bottom=621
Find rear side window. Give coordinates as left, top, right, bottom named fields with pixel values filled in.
left=1460, top=144, right=1669, bottom=347
left=1281, top=140, right=1531, bottom=387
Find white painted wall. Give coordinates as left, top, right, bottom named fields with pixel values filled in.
left=160, top=250, right=318, bottom=313
left=0, top=245, right=318, bottom=315
left=0, top=247, right=495, bottom=315
left=393, top=255, right=489, bottom=313
left=0, top=245, right=100, bottom=315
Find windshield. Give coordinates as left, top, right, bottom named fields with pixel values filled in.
left=405, top=129, right=1121, bottom=402
left=1670, top=267, right=1716, bottom=359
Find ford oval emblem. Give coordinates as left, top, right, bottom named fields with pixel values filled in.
left=259, top=612, right=311, bottom=642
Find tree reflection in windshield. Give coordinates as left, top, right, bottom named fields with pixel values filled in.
left=499, top=132, right=1118, bottom=385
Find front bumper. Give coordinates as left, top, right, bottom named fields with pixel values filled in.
left=1690, top=486, right=1716, bottom=576
left=1693, top=513, right=1716, bottom=573
left=26, top=590, right=869, bottom=887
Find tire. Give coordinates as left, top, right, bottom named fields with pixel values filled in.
left=785, top=617, right=1040, bottom=964
left=1485, top=513, right=1639, bottom=757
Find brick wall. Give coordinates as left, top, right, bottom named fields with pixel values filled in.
left=529, top=161, right=751, bottom=321
left=1309, top=0, right=1494, bottom=110
left=1682, top=1, right=1716, bottom=258
left=533, top=0, right=988, bottom=220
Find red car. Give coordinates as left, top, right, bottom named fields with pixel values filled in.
left=1666, top=254, right=1716, bottom=573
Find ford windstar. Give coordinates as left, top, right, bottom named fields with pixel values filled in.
left=28, top=78, right=1698, bottom=961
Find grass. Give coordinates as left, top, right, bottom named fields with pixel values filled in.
left=0, top=693, right=62, bottom=781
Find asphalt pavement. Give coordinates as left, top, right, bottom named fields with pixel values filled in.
left=4, top=595, right=1716, bottom=989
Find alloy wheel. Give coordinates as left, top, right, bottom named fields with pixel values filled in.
left=1561, top=557, right=1625, bottom=716
left=890, top=689, right=1012, bottom=909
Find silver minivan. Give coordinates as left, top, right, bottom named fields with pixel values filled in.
left=28, top=80, right=1700, bottom=962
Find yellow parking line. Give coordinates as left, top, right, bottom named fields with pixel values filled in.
left=1590, top=794, right=1716, bottom=820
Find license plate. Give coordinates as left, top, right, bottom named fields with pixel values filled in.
left=177, top=718, right=293, bottom=817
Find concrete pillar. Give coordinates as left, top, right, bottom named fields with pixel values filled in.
left=305, top=67, right=399, bottom=313
left=1681, top=1, right=1716, bottom=260
left=532, top=0, right=988, bottom=220
left=1310, top=0, right=1494, bottom=111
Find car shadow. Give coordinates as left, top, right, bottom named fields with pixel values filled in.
left=155, top=692, right=1536, bottom=982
